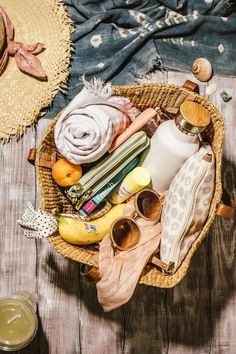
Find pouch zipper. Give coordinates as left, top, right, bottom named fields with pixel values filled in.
left=78, top=131, right=148, bottom=193
left=75, top=137, right=149, bottom=210
left=164, top=153, right=212, bottom=273
left=90, top=138, right=149, bottom=195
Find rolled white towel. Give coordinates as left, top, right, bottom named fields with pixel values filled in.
left=54, top=78, right=138, bottom=165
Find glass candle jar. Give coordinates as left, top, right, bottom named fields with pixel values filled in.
left=0, top=291, right=38, bottom=351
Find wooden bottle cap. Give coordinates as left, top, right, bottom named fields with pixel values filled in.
left=180, top=101, right=211, bottom=128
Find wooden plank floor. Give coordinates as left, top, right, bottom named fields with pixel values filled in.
left=0, top=71, right=235, bottom=354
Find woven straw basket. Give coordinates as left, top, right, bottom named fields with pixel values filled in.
left=36, top=83, right=224, bottom=288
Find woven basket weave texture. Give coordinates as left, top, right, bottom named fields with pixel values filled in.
left=0, top=0, right=73, bottom=143
left=36, top=83, right=224, bottom=288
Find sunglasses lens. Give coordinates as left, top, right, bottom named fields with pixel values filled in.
left=136, top=190, right=161, bottom=221
left=111, top=218, right=140, bottom=251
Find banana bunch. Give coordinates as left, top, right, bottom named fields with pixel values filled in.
left=57, top=204, right=125, bottom=245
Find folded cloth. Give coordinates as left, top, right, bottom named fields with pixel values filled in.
left=54, top=78, right=138, bottom=165
left=46, top=0, right=236, bottom=119
left=96, top=196, right=161, bottom=312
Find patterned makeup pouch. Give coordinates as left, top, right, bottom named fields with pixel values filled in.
left=160, top=144, right=215, bottom=274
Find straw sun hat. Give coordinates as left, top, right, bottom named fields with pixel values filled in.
left=0, top=0, right=73, bottom=143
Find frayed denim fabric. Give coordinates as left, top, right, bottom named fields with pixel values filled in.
left=46, top=0, right=236, bottom=118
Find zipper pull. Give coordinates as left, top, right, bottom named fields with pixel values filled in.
left=203, top=153, right=212, bottom=162
left=150, top=256, right=175, bottom=274
left=75, top=189, right=93, bottom=210
left=163, top=262, right=175, bottom=275
left=65, top=183, right=83, bottom=204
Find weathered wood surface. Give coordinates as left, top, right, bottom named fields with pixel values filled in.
left=0, top=71, right=235, bottom=354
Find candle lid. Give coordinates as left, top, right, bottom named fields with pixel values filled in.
left=176, top=101, right=211, bottom=136
left=0, top=298, right=38, bottom=351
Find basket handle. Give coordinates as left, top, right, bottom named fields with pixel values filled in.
left=165, top=80, right=199, bottom=115
left=27, top=148, right=37, bottom=165
left=27, top=148, right=57, bottom=168
left=80, top=264, right=100, bottom=282
left=182, top=80, right=200, bottom=93
left=216, top=188, right=233, bottom=218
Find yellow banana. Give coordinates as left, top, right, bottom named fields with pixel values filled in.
left=57, top=203, right=125, bottom=245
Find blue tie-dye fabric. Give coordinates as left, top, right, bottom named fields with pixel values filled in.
left=46, top=0, right=236, bottom=118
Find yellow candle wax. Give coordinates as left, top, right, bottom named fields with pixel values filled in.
left=0, top=292, right=38, bottom=351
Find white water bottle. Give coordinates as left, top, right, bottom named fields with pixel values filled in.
left=142, top=101, right=210, bottom=192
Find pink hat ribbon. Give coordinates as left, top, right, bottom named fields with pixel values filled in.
left=0, top=6, right=47, bottom=79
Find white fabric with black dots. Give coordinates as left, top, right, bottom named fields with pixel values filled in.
left=17, top=202, right=58, bottom=239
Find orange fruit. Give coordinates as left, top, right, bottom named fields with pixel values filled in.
left=52, top=158, right=82, bottom=187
